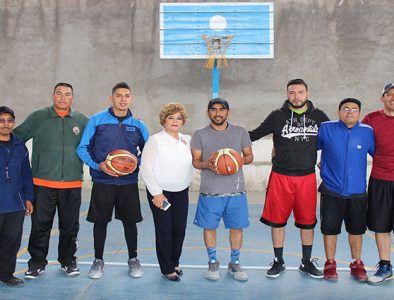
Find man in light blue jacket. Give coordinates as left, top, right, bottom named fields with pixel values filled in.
left=317, top=98, right=374, bottom=282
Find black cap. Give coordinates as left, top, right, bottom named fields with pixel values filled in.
left=207, top=98, right=230, bottom=110
left=382, top=82, right=394, bottom=96
left=0, top=106, right=15, bottom=119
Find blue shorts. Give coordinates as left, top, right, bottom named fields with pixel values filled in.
left=193, top=193, right=249, bottom=229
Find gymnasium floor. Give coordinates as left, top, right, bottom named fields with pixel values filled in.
left=1, top=190, right=393, bottom=300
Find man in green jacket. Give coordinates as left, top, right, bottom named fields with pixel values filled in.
left=14, top=83, right=88, bottom=278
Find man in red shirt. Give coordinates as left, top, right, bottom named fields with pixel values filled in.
left=362, top=82, right=394, bottom=284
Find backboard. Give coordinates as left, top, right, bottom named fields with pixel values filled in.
left=160, top=2, right=274, bottom=59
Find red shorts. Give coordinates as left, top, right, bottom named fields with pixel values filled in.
left=261, top=171, right=317, bottom=229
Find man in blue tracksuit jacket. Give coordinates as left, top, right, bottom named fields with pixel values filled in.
left=317, top=98, right=374, bottom=282
left=0, top=106, right=34, bottom=287
left=77, top=82, right=149, bottom=280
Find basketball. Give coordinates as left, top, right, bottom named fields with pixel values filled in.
left=212, top=148, right=243, bottom=176
left=106, top=149, right=138, bottom=175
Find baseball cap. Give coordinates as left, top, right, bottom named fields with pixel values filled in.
left=0, top=106, right=15, bottom=119
left=207, top=98, right=230, bottom=110
left=382, top=82, right=394, bottom=96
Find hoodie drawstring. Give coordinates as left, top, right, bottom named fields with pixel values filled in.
left=304, top=114, right=306, bottom=138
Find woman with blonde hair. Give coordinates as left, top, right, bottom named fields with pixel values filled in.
left=140, top=103, right=193, bottom=281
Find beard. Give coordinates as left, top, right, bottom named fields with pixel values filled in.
left=288, top=100, right=307, bottom=109
left=210, top=117, right=227, bottom=126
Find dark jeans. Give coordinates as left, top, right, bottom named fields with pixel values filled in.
left=28, top=186, right=81, bottom=267
left=147, top=188, right=189, bottom=275
left=0, top=210, right=24, bottom=280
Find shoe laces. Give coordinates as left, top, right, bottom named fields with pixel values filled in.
left=208, top=261, right=219, bottom=271
left=68, top=260, right=77, bottom=269
left=305, top=258, right=320, bottom=268
left=129, top=258, right=141, bottom=268
left=351, top=259, right=365, bottom=268
left=29, top=264, right=42, bottom=272
left=270, top=258, right=284, bottom=266
left=324, top=260, right=336, bottom=269
left=375, top=262, right=389, bottom=275
left=231, top=263, right=243, bottom=272
left=93, top=259, right=104, bottom=267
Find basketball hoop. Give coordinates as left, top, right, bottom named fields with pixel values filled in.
left=202, top=34, right=234, bottom=69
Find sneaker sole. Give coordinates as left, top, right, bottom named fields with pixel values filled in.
left=298, top=268, right=324, bottom=279
left=266, top=268, right=286, bottom=279
left=204, top=273, right=220, bottom=281
left=89, top=273, right=103, bottom=279
left=351, top=274, right=368, bottom=282
left=130, top=272, right=144, bottom=278
left=368, top=276, right=394, bottom=285
left=228, top=270, right=248, bottom=281
left=60, top=267, right=80, bottom=277
left=205, top=276, right=220, bottom=281
left=324, top=275, right=338, bottom=281
left=0, top=281, right=24, bottom=287
left=24, top=270, right=44, bottom=279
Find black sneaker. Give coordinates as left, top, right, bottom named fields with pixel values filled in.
left=0, top=276, right=24, bottom=287
left=299, top=258, right=324, bottom=279
left=61, top=260, right=80, bottom=276
left=25, top=265, right=45, bottom=279
left=266, top=258, right=286, bottom=278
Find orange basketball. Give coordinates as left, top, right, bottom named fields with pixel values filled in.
left=211, top=148, right=243, bottom=176
left=105, top=149, right=138, bottom=175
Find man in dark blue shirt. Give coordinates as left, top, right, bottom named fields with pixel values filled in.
left=0, top=106, right=33, bottom=287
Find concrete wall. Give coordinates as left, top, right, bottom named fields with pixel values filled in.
left=1, top=0, right=387, bottom=190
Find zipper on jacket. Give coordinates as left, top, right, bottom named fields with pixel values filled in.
left=1, top=143, right=12, bottom=183
left=61, top=118, right=65, bottom=181
left=342, top=128, right=350, bottom=194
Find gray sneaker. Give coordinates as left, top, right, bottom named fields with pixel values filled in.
left=128, top=258, right=144, bottom=278
left=228, top=262, right=248, bottom=281
left=205, top=261, right=220, bottom=281
left=89, top=259, right=104, bottom=279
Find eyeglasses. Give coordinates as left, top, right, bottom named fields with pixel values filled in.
left=0, top=118, right=15, bottom=124
left=340, top=108, right=359, bottom=114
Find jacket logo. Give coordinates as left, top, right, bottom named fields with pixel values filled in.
left=281, top=124, right=319, bottom=139
left=126, top=127, right=135, bottom=132
left=72, top=127, right=80, bottom=135
left=357, top=145, right=362, bottom=149
left=281, top=116, right=319, bottom=140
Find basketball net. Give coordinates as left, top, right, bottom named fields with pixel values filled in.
left=202, top=34, right=234, bottom=69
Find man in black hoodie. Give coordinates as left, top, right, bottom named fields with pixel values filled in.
left=249, top=79, right=329, bottom=279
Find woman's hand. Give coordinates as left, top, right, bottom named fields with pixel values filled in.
left=152, top=194, right=166, bottom=209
